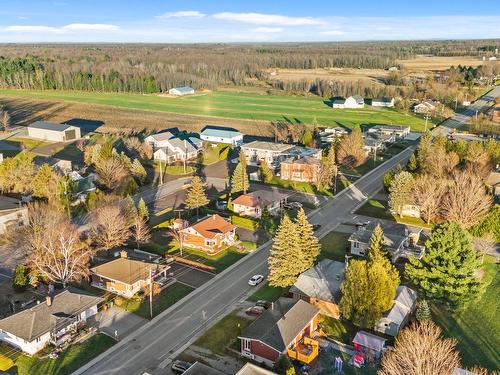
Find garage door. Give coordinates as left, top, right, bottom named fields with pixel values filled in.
left=65, top=129, right=76, bottom=141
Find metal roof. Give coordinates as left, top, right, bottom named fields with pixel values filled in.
left=170, top=86, right=194, bottom=94
left=353, top=331, right=386, bottom=352
left=201, top=127, right=243, bottom=139
left=28, top=121, right=71, bottom=132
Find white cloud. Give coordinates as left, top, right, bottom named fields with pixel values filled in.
left=156, top=10, right=205, bottom=19
left=253, top=27, right=284, bottom=33
left=213, top=12, right=325, bottom=26
left=17, top=16, right=28, bottom=20
left=3, top=23, right=119, bottom=33
left=319, top=30, right=345, bottom=36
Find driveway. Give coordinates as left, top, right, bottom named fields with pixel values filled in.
left=167, top=261, right=215, bottom=288
left=91, top=307, right=148, bottom=340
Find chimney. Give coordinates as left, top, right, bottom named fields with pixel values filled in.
left=212, top=214, right=216, bottom=220
left=120, top=250, right=128, bottom=258
left=46, top=295, right=52, bottom=307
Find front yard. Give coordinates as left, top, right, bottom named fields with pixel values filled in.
left=0, top=333, right=115, bottom=375
left=248, top=282, right=284, bottom=302
left=166, top=246, right=248, bottom=272
left=318, top=231, right=351, bottom=262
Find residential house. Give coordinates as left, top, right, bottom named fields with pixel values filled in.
left=486, top=171, right=500, bottom=198
left=90, top=255, right=170, bottom=298
left=241, top=141, right=321, bottom=168
left=235, top=363, right=278, bottom=375
left=232, top=190, right=289, bottom=218
left=0, top=196, right=29, bottom=235
left=183, top=362, right=225, bottom=375
left=27, top=121, right=81, bottom=142
left=69, top=171, right=96, bottom=204
left=200, top=127, right=244, bottom=146
left=290, top=260, right=345, bottom=318
left=363, top=133, right=385, bottom=154
left=168, top=86, right=195, bottom=96
left=366, top=124, right=411, bottom=140
left=348, top=221, right=425, bottom=263
left=280, top=156, right=322, bottom=184
left=332, top=95, right=364, bottom=109
left=180, top=214, right=237, bottom=254
left=352, top=331, right=386, bottom=360
left=33, top=156, right=73, bottom=175
left=413, top=100, right=438, bottom=114
left=239, top=298, right=320, bottom=366
left=0, top=288, right=103, bottom=355
left=374, top=286, right=417, bottom=336
left=319, top=127, right=349, bottom=143
left=492, top=107, right=500, bottom=123
left=371, top=97, right=395, bottom=107
left=145, top=131, right=200, bottom=163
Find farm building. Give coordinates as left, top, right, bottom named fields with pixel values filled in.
left=168, top=86, right=195, bottom=96
left=371, top=97, right=395, bottom=107
left=27, top=121, right=81, bottom=142
left=375, top=286, right=417, bottom=336
left=200, top=127, right=244, bottom=146
left=332, top=95, right=364, bottom=109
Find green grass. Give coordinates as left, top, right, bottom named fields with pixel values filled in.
left=432, top=257, right=500, bottom=371
left=118, top=283, right=194, bottom=319
left=167, top=246, right=248, bottom=272
left=317, top=348, right=379, bottom=375
left=201, top=143, right=232, bottom=165
left=248, top=282, right=284, bottom=302
left=1, top=333, right=115, bottom=375
left=319, top=231, right=351, bottom=262
left=0, top=89, right=429, bottom=130
left=318, top=315, right=358, bottom=343
left=267, top=176, right=333, bottom=196
left=194, top=313, right=252, bottom=355
left=155, top=163, right=195, bottom=175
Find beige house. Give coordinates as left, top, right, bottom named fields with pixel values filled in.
left=232, top=190, right=289, bottom=218
left=27, top=121, right=81, bottom=142
left=0, top=196, right=29, bottom=234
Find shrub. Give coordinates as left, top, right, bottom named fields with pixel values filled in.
left=12, top=264, right=28, bottom=292
left=114, top=296, right=125, bottom=307
left=231, top=215, right=258, bottom=230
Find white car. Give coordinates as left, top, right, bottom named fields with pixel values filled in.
left=248, top=274, right=264, bottom=286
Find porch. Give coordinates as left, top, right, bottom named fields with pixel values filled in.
left=287, top=336, right=320, bottom=364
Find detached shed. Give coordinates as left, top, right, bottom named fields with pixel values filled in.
left=27, top=121, right=81, bottom=142
left=352, top=331, right=386, bottom=359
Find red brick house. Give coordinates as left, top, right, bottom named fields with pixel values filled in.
left=280, top=157, right=322, bottom=184
left=238, top=298, right=320, bottom=367
left=180, top=214, right=237, bottom=254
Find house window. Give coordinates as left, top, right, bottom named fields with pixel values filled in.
left=353, top=241, right=359, bottom=249
left=205, top=239, right=216, bottom=247
left=243, top=339, right=251, bottom=352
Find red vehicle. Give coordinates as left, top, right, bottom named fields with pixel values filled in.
left=245, top=306, right=265, bottom=316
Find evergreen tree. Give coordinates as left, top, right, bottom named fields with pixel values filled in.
left=318, top=144, right=337, bottom=189
left=407, top=152, right=418, bottom=172
left=301, top=129, right=314, bottom=147
left=185, top=175, right=209, bottom=216
left=367, top=224, right=387, bottom=260
left=227, top=196, right=233, bottom=212
left=388, top=171, right=414, bottom=217
left=12, top=264, right=28, bottom=292
left=268, top=214, right=302, bottom=287
left=295, top=208, right=320, bottom=273
left=231, top=150, right=249, bottom=194
left=417, top=131, right=433, bottom=172
left=416, top=300, right=432, bottom=322
left=383, top=169, right=395, bottom=192
left=32, top=163, right=61, bottom=203
left=258, top=159, right=274, bottom=183
left=130, top=158, right=147, bottom=184
left=405, top=222, right=484, bottom=309
left=137, top=198, right=149, bottom=221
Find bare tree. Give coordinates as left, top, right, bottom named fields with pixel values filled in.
left=412, top=174, right=446, bottom=224
left=0, top=108, right=10, bottom=131
left=169, top=228, right=184, bottom=256
left=337, top=126, right=366, bottom=168
left=94, top=156, right=130, bottom=190
left=131, top=215, right=151, bottom=249
left=426, top=147, right=459, bottom=177
left=89, top=202, right=132, bottom=251
left=441, top=170, right=492, bottom=228
left=379, top=321, right=460, bottom=375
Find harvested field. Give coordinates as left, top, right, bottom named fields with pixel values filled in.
left=397, top=55, right=485, bottom=71
left=265, top=67, right=388, bottom=85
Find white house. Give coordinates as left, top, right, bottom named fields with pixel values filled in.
left=200, top=127, right=244, bottom=146
left=146, top=131, right=201, bottom=162
left=371, top=97, right=395, bottom=107
left=0, top=196, right=29, bottom=235
left=241, top=141, right=321, bottom=168
left=319, top=127, right=349, bottom=143
left=366, top=124, right=411, bottom=140
left=27, top=121, right=81, bottom=142
left=332, top=95, right=364, bottom=109
left=413, top=100, right=438, bottom=114
left=168, top=86, right=195, bottom=96
left=375, top=286, right=417, bottom=336
left=0, top=289, right=103, bottom=355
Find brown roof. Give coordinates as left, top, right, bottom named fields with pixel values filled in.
left=188, top=214, right=236, bottom=239
left=90, top=258, right=168, bottom=286
left=233, top=190, right=290, bottom=209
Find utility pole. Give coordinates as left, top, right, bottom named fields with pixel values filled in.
left=159, top=159, right=163, bottom=185
left=333, top=164, right=338, bottom=195
left=183, top=139, right=187, bottom=174
left=149, top=268, right=153, bottom=319
left=424, top=111, right=430, bottom=132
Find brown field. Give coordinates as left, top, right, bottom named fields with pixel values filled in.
left=0, top=96, right=275, bottom=137
left=264, top=67, right=388, bottom=85
left=397, top=55, right=484, bottom=71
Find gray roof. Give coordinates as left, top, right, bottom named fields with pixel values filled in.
left=242, top=141, right=293, bottom=153
left=453, top=369, right=477, bottom=375
left=183, top=362, right=224, bottom=375
left=240, top=298, right=319, bottom=352
left=201, top=127, right=243, bottom=139
left=290, top=260, right=345, bottom=303
left=353, top=331, right=386, bottom=351
left=370, top=124, right=410, bottom=132
left=148, top=131, right=177, bottom=142
left=236, top=363, right=278, bottom=375
left=332, top=98, right=346, bottom=104
left=350, top=95, right=364, bottom=104
left=0, top=288, right=103, bottom=342
left=382, top=286, right=417, bottom=325
left=282, top=156, right=322, bottom=166
left=28, top=121, right=71, bottom=132
left=170, top=86, right=194, bottom=94
left=372, top=97, right=394, bottom=103
left=0, top=196, right=22, bottom=212
left=348, top=221, right=421, bottom=250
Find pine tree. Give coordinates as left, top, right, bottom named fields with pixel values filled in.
left=407, top=152, right=418, bottom=172
left=12, top=264, right=28, bottom=292
left=231, top=150, right=249, bottom=194
left=32, top=163, right=60, bottom=203
left=406, top=222, right=484, bottom=309
left=389, top=171, right=414, bottom=217
left=416, top=300, right=432, bottom=322
left=259, top=159, right=274, bottom=183
left=268, top=214, right=302, bottom=287
left=301, top=129, right=314, bottom=147
left=185, top=175, right=209, bottom=216
left=367, top=224, right=387, bottom=260
left=130, top=158, right=147, bottom=184
left=137, top=198, right=149, bottom=221
left=417, top=131, right=432, bottom=172
left=295, top=208, right=320, bottom=273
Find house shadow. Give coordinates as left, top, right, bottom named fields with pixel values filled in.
left=63, top=118, right=105, bottom=136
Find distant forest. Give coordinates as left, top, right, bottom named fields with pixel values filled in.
left=0, top=39, right=499, bottom=95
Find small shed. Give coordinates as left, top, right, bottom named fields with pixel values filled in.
left=352, top=331, right=386, bottom=359
left=168, top=86, right=195, bottom=96
left=375, top=286, right=417, bottom=336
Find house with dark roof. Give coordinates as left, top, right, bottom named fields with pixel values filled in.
left=168, top=86, right=195, bottom=96
left=27, top=121, right=81, bottom=142
left=290, top=260, right=345, bottom=318
left=232, top=190, right=289, bottom=218
left=0, top=196, right=29, bottom=235
left=371, top=97, right=395, bottom=107
left=90, top=254, right=170, bottom=298
left=238, top=298, right=320, bottom=366
left=280, top=156, right=322, bottom=184
left=180, top=214, right=237, bottom=254
left=348, top=221, right=425, bottom=263
left=145, top=130, right=201, bottom=162
left=200, top=127, right=244, bottom=146
left=241, top=141, right=321, bottom=168
left=375, top=286, right=417, bottom=336
left=0, top=288, right=103, bottom=355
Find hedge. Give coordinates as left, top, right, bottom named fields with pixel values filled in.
left=231, top=215, right=259, bottom=230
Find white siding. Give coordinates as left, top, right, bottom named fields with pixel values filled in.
left=0, top=330, right=51, bottom=355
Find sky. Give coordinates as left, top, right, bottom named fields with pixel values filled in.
left=0, top=0, right=499, bottom=43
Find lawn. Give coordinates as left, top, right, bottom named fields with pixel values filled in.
left=319, top=231, right=351, bottom=262
left=118, top=282, right=194, bottom=319
left=201, top=143, right=232, bottom=165
left=316, top=348, right=379, bottom=375
left=431, top=257, right=500, bottom=371
left=154, top=163, right=195, bottom=175
left=248, top=282, right=284, bottom=302
left=167, top=246, right=248, bottom=272
left=267, top=176, right=334, bottom=196
left=0, top=333, right=115, bottom=375
left=0, top=89, right=429, bottom=130
left=194, top=313, right=252, bottom=355
left=318, top=315, right=358, bottom=343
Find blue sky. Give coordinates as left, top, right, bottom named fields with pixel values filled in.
left=0, top=0, right=499, bottom=42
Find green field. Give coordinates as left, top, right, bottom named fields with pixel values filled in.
left=0, top=89, right=429, bottom=130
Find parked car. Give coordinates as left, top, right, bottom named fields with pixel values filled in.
left=248, top=274, right=264, bottom=286
left=255, top=300, right=270, bottom=309
left=245, top=306, right=265, bottom=316
left=171, top=360, right=192, bottom=374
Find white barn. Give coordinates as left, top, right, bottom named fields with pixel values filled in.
left=332, top=95, right=364, bottom=109
left=200, top=127, right=244, bottom=146
left=371, top=97, right=395, bottom=107
left=27, top=121, right=81, bottom=142
left=168, top=86, right=195, bottom=96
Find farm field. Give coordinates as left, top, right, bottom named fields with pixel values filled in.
left=397, top=55, right=483, bottom=71
left=0, top=89, right=429, bottom=131
left=265, top=67, right=388, bottom=85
